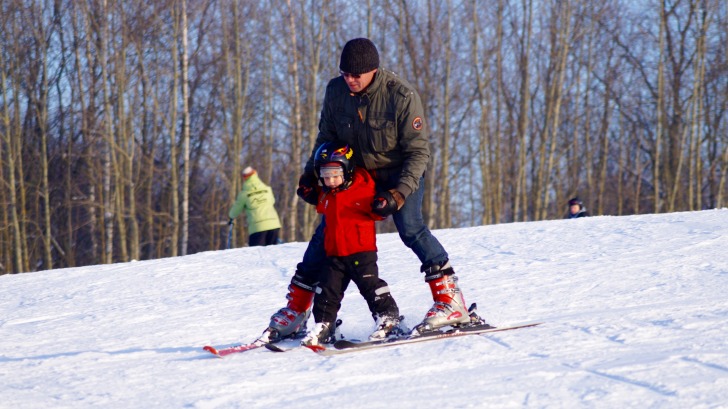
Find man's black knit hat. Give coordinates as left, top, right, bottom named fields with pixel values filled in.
left=339, top=38, right=379, bottom=74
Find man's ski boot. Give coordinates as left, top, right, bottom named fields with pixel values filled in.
left=411, top=261, right=473, bottom=336
left=258, top=283, right=314, bottom=343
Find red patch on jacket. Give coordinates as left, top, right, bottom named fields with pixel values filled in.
left=412, top=117, right=423, bottom=131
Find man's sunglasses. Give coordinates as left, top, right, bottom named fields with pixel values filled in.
left=340, top=71, right=361, bottom=79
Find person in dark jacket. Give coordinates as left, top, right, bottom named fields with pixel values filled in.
left=299, top=142, right=401, bottom=346
left=566, top=197, right=590, bottom=219
left=260, top=38, right=477, bottom=343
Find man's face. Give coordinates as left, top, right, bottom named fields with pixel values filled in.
left=569, top=204, right=580, bottom=214
left=341, top=69, right=377, bottom=93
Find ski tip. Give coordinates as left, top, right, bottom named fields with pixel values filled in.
left=202, top=345, right=221, bottom=357
left=203, top=345, right=218, bottom=354
left=304, top=344, right=327, bottom=353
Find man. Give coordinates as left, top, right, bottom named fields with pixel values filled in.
left=566, top=197, right=590, bottom=219
left=228, top=167, right=282, bottom=246
left=260, top=38, right=473, bottom=342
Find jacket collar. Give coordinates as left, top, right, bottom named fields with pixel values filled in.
left=354, top=68, right=386, bottom=98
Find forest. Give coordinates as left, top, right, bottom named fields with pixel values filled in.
left=1, top=0, right=726, bottom=273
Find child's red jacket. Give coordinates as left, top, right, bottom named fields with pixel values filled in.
left=316, top=168, right=383, bottom=257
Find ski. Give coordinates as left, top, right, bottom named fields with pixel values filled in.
left=263, top=343, right=319, bottom=353
left=334, top=319, right=495, bottom=349
left=259, top=343, right=323, bottom=353
left=203, top=327, right=308, bottom=358
left=263, top=343, right=290, bottom=353
left=307, top=322, right=542, bottom=356
left=203, top=341, right=265, bottom=358
left=207, top=319, right=344, bottom=357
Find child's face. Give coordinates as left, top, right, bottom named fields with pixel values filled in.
left=320, top=165, right=345, bottom=189
left=323, top=175, right=344, bottom=188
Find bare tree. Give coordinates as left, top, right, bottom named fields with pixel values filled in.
left=534, top=0, right=574, bottom=220
left=25, top=3, right=56, bottom=269
left=514, top=0, right=534, bottom=222
left=299, top=0, right=327, bottom=241
left=0, top=10, right=26, bottom=272
left=180, top=0, right=191, bottom=255
left=282, top=0, right=305, bottom=242
left=167, top=4, right=181, bottom=257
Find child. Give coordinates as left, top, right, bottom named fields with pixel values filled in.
left=566, top=197, right=590, bottom=219
left=301, top=142, right=401, bottom=346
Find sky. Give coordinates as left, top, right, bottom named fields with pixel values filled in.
left=1, top=209, right=727, bottom=409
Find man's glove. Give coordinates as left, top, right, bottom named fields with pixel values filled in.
left=372, top=189, right=405, bottom=217
left=296, top=172, right=319, bottom=205
left=228, top=218, right=234, bottom=226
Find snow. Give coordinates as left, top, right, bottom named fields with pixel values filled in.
left=2, top=210, right=727, bottom=408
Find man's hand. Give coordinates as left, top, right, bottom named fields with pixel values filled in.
left=372, top=189, right=405, bottom=217
left=297, top=172, right=319, bottom=205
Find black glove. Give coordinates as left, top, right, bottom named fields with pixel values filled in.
left=372, top=189, right=405, bottom=217
left=228, top=218, right=234, bottom=226
left=296, top=172, right=319, bottom=205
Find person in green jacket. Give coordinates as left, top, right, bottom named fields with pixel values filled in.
left=228, top=167, right=282, bottom=247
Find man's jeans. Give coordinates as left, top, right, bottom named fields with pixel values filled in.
left=295, top=177, right=448, bottom=287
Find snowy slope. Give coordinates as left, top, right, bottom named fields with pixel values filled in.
left=1, top=210, right=727, bottom=409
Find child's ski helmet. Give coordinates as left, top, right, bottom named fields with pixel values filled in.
left=314, top=141, right=355, bottom=184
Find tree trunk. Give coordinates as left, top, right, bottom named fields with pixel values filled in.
left=168, top=5, right=180, bottom=257
left=301, top=1, right=326, bottom=241
left=284, top=0, right=304, bottom=242
left=30, top=6, right=54, bottom=269
left=180, top=0, right=191, bottom=256
left=0, top=38, right=25, bottom=272
left=538, top=0, right=572, bottom=220
left=437, top=0, right=452, bottom=228
left=654, top=2, right=666, bottom=213
left=514, top=0, right=533, bottom=222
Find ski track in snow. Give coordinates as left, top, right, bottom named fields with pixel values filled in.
left=1, top=209, right=727, bottom=408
